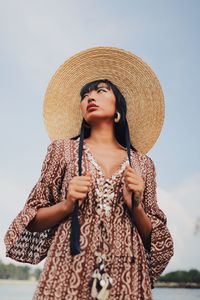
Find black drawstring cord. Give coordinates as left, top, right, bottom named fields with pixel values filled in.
left=70, top=122, right=84, bottom=255
left=125, top=119, right=136, bottom=208
left=70, top=118, right=135, bottom=257
left=125, top=119, right=136, bottom=263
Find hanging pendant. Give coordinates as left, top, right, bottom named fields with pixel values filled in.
left=90, top=252, right=113, bottom=300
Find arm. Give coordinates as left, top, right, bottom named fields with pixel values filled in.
left=123, top=157, right=174, bottom=287
left=131, top=203, right=152, bottom=251
left=27, top=201, right=71, bottom=232
left=27, top=172, right=92, bottom=232
left=4, top=139, right=67, bottom=264
left=123, top=165, right=152, bottom=250
left=142, top=156, right=174, bottom=286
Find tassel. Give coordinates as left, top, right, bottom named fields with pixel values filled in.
left=97, top=273, right=111, bottom=300
left=70, top=124, right=85, bottom=255
left=91, top=269, right=102, bottom=298
left=90, top=252, right=112, bottom=299
left=70, top=202, right=80, bottom=255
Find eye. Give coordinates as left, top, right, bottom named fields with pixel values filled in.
left=81, top=94, right=88, bottom=101
left=97, top=88, right=107, bottom=93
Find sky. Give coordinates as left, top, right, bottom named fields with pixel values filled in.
left=0, top=0, right=200, bottom=273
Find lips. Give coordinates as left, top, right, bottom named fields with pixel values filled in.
left=87, top=103, right=99, bottom=111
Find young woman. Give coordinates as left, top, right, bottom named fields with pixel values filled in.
left=4, top=47, right=174, bottom=299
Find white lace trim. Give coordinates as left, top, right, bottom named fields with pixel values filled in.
left=83, top=142, right=130, bottom=182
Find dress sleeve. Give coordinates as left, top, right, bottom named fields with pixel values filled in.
left=4, top=139, right=66, bottom=264
left=143, top=156, right=174, bottom=288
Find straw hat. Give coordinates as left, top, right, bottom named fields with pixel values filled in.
left=43, top=46, right=164, bottom=154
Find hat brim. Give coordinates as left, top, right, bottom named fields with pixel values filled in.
left=43, top=46, right=164, bottom=154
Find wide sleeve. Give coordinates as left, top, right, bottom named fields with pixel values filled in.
left=142, top=156, right=174, bottom=288
left=4, top=139, right=66, bottom=264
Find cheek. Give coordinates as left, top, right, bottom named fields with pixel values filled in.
left=80, top=101, right=87, bottom=114
left=111, top=102, right=116, bottom=114
left=101, top=99, right=115, bottom=114
left=107, top=95, right=116, bottom=113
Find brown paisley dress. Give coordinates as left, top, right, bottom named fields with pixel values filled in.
left=4, top=138, right=174, bottom=299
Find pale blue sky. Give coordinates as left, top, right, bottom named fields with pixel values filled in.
left=0, top=0, right=200, bottom=272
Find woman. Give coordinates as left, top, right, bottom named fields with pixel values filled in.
left=4, top=47, right=174, bottom=299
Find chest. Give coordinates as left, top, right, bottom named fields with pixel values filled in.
left=84, top=147, right=128, bottom=179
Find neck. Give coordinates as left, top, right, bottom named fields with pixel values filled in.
left=86, top=121, right=120, bottom=148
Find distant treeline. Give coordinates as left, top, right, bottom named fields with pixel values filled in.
left=159, top=269, right=200, bottom=283
left=0, top=260, right=41, bottom=280
left=0, top=260, right=200, bottom=283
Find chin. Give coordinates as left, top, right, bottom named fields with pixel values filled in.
left=87, top=113, right=103, bottom=122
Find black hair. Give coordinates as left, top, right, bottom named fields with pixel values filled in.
left=70, top=79, right=136, bottom=255
left=73, top=79, right=135, bottom=149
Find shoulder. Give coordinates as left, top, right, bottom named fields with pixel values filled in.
left=131, top=149, right=156, bottom=175
left=46, top=138, right=67, bottom=152
left=46, top=138, right=76, bottom=162
left=47, top=137, right=77, bottom=149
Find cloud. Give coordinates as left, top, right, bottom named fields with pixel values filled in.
left=0, top=170, right=45, bottom=267
left=0, top=1, right=134, bottom=74
left=0, top=172, right=28, bottom=264
left=157, top=173, right=200, bottom=272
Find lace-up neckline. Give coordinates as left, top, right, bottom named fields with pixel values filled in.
left=82, top=139, right=129, bottom=181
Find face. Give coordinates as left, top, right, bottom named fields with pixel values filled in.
left=80, top=82, right=116, bottom=125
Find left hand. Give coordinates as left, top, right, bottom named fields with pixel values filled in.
left=123, top=165, right=145, bottom=210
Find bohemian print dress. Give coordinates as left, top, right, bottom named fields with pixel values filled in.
left=4, top=138, right=174, bottom=299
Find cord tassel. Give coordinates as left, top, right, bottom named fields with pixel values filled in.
left=70, top=121, right=85, bottom=255
left=70, top=202, right=80, bottom=255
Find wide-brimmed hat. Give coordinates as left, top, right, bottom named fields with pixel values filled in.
left=43, top=46, right=164, bottom=153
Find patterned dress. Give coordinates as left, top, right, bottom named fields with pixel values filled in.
left=4, top=138, right=174, bottom=300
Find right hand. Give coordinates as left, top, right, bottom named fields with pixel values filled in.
left=64, top=172, right=91, bottom=214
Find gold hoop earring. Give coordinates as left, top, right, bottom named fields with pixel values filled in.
left=114, top=112, right=121, bottom=123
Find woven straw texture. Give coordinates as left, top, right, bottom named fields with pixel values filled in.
left=43, top=46, right=164, bottom=154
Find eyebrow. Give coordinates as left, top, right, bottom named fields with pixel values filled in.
left=97, top=84, right=110, bottom=89
left=81, top=83, right=110, bottom=100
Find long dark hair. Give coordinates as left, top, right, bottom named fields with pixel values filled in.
left=70, top=79, right=136, bottom=255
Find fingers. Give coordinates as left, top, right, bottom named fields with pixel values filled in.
left=123, top=165, right=144, bottom=194
left=126, top=183, right=142, bottom=191
left=68, top=172, right=92, bottom=203
left=70, top=183, right=91, bottom=194
left=70, top=191, right=88, bottom=200
left=125, top=174, right=142, bottom=185
left=72, top=179, right=91, bottom=188
left=71, top=172, right=92, bottom=186
left=124, top=167, right=142, bottom=183
left=78, top=172, right=91, bottom=181
left=124, top=165, right=137, bottom=175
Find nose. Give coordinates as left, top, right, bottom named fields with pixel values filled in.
left=87, top=90, right=96, bottom=103
left=88, top=97, right=95, bottom=103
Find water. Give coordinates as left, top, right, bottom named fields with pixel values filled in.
left=153, top=288, right=200, bottom=299
left=0, top=282, right=37, bottom=300
left=0, top=282, right=200, bottom=300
